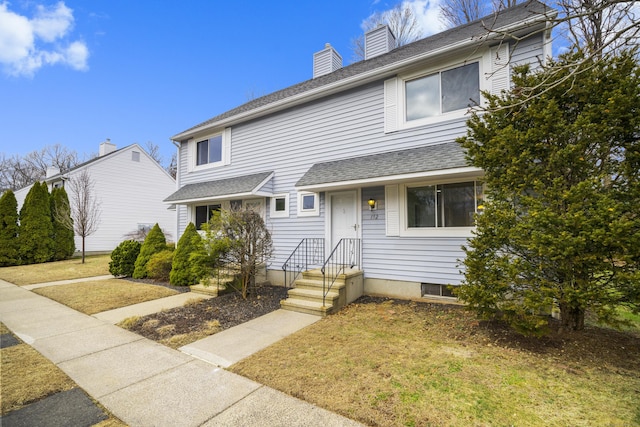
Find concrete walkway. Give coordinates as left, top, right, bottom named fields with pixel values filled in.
left=0, top=278, right=363, bottom=426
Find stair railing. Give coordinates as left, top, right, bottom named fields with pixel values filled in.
left=281, top=238, right=325, bottom=289
left=321, top=238, right=361, bottom=307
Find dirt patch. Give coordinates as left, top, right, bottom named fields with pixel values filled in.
left=121, top=283, right=288, bottom=346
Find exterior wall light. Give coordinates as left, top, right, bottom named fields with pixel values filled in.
left=368, top=198, right=377, bottom=210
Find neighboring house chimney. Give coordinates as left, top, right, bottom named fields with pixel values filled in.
left=365, top=25, right=396, bottom=60
left=46, top=166, right=60, bottom=178
left=99, top=139, right=117, bottom=156
left=313, top=43, right=342, bottom=79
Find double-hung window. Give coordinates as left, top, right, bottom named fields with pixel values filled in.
left=405, top=62, right=480, bottom=122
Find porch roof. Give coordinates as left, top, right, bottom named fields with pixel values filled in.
left=164, top=171, right=274, bottom=204
left=296, top=143, right=478, bottom=190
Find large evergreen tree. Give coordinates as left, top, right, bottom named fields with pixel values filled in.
left=50, top=187, right=75, bottom=261
left=0, top=190, right=20, bottom=266
left=456, top=50, right=640, bottom=334
left=170, top=222, right=203, bottom=286
left=19, top=182, right=54, bottom=264
left=133, top=223, right=167, bottom=279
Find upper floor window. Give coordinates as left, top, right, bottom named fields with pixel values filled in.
left=189, top=128, right=231, bottom=171
left=196, top=135, right=222, bottom=166
left=405, top=62, right=479, bottom=122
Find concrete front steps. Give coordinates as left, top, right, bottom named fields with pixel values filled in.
left=280, top=268, right=363, bottom=317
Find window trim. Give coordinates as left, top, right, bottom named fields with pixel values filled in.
left=297, top=191, right=319, bottom=217
left=397, top=178, right=484, bottom=237
left=270, top=193, right=290, bottom=219
left=188, top=128, right=231, bottom=172
left=400, top=59, right=482, bottom=128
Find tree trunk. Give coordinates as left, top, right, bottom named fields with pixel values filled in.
left=559, top=302, right=585, bottom=331
left=81, top=236, right=86, bottom=264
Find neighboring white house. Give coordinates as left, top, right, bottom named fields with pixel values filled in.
left=15, top=141, right=176, bottom=252
left=164, top=1, right=555, bottom=311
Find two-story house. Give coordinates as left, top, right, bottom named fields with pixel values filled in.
left=15, top=141, right=176, bottom=252
left=165, top=1, right=555, bottom=313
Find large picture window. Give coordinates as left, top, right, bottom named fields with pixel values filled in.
left=407, top=181, right=483, bottom=228
left=405, top=62, right=479, bottom=121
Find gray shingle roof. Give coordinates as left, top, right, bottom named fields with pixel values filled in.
left=295, top=142, right=470, bottom=187
left=164, top=171, right=273, bottom=203
left=173, top=0, right=552, bottom=139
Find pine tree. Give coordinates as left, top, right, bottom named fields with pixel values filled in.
left=0, top=190, right=20, bottom=266
left=50, top=187, right=75, bottom=260
left=19, top=182, right=54, bottom=264
left=456, top=49, right=640, bottom=334
left=170, top=222, right=203, bottom=286
left=133, top=223, right=167, bottom=279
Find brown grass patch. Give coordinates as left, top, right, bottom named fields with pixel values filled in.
left=230, top=298, right=640, bottom=427
left=1, top=343, right=76, bottom=414
left=0, top=255, right=111, bottom=285
left=33, top=279, right=178, bottom=315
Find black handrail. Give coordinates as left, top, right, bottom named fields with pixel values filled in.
left=281, top=238, right=325, bottom=289
left=320, top=238, right=360, bottom=307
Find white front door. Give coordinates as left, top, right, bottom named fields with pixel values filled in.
left=329, top=190, right=359, bottom=248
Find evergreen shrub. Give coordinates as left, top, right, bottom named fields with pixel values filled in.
left=132, top=223, right=166, bottom=279
left=0, top=190, right=20, bottom=266
left=170, top=222, right=202, bottom=286
left=109, top=240, right=141, bottom=277
left=146, top=250, right=174, bottom=282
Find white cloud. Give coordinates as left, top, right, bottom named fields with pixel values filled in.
left=404, top=0, right=447, bottom=37
left=0, top=1, right=89, bottom=77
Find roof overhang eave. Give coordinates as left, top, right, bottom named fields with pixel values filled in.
left=296, top=166, right=483, bottom=192
left=171, top=14, right=552, bottom=142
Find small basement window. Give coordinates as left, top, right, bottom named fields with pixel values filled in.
left=421, top=283, right=455, bottom=298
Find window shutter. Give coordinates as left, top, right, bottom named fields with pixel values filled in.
left=491, top=43, right=510, bottom=95
left=223, top=127, right=232, bottom=165
left=384, top=77, right=398, bottom=133
left=385, top=184, right=399, bottom=236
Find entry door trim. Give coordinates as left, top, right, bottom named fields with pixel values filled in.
left=325, top=189, right=361, bottom=257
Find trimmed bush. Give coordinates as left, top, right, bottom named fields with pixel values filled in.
left=146, top=250, right=174, bottom=282
left=170, top=222, right=202, bottom=286
left=19, top=182, right=54, bottom=264
left=133, top=223, right=166, bottom=279
left=0, top=190, right=20, bottom=266
left=109, top=240, right=141, bottom=277
left=50, top=187, right=75, bottom=261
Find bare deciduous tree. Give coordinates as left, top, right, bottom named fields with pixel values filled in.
left=166, top=152, right=177, bottom=179
left=351, top=2, right=424, bottom=62
left=0, top=144, right=81, bottom=191
left=440, top=0, right=489, bottom=27
left=58, top=169, right=101, bottom=263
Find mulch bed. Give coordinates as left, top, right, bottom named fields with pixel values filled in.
left=124, top=283, right=288, bottom=341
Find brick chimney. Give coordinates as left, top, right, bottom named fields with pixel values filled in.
left=313, top=43, right=342, bottom=79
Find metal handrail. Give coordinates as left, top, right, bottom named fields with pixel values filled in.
left=281, top=238, right=325, bottom=289
left=320, top=238, right=361, bottom=307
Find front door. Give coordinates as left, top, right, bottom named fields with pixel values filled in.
left=329, top=191, right=359, bottom=265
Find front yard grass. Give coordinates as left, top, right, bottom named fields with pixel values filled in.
left=0, top=255, right=111, bottom=285
left=230, top=298, right=640, bottom=427
left=33, top=279, right=179, bottom=315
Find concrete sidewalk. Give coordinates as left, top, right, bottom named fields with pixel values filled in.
left=0, top=278, right=363, bottom=426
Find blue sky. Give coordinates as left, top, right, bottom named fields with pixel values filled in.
left=0, top=0, right=447, bottom=167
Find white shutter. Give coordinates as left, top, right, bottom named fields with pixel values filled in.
left=384, top=77, right=399, bottom=133
left=385, top=184, right=399, bottom=236
left=491, top=43, right=510, bottom=95
left=223, top=127, right=232, bottom=165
